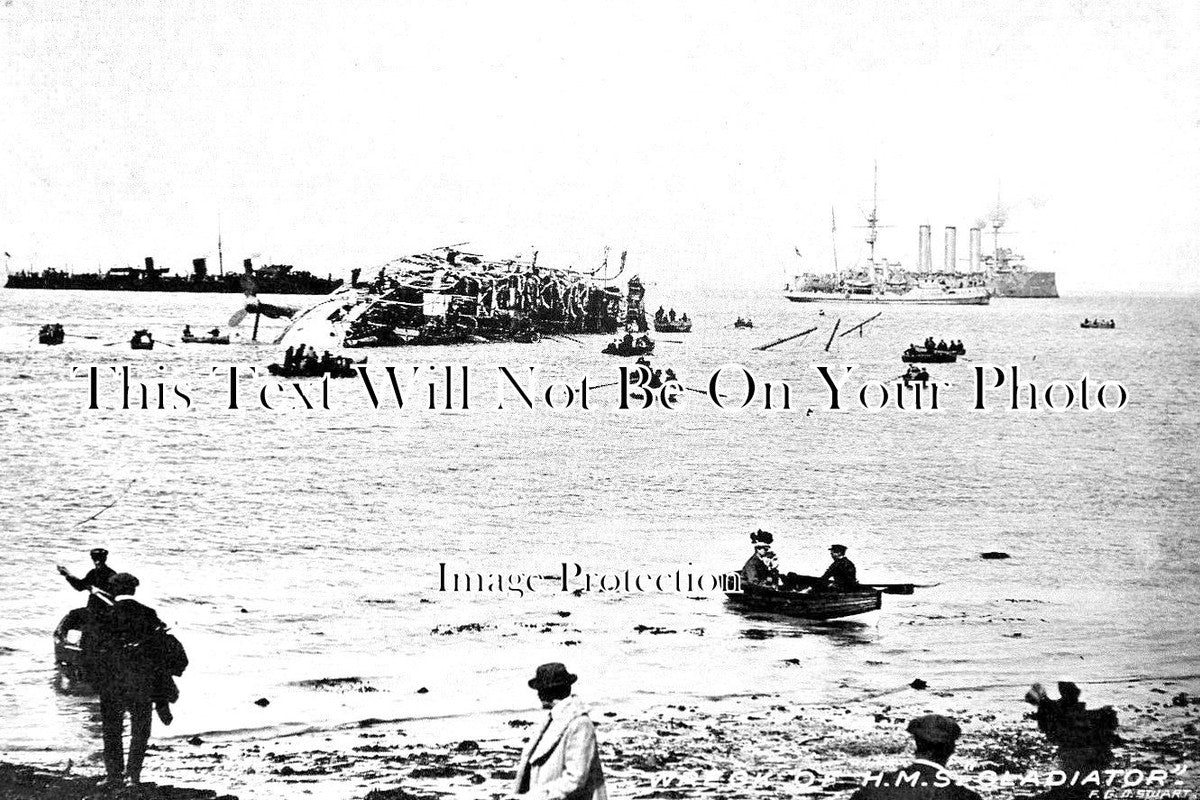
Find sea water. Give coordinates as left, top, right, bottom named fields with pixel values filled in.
left=0, top=287, right=1196, bottom=761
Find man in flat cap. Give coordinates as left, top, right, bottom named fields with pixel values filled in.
left=89, top=572, right=167, bottom=788
left=850, top=714, right=981, bottom=800
left=819, top=544, right=859, bottom=592
left=512, top=663, right=607, bottom=800
left=57, top=548, right=117, bottom=612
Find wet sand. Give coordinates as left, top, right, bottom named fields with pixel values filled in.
left=8, top=680, right=1197, bottom=800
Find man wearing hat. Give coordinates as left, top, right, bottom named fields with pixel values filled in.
left=512, top=663, right=607, bottom=800
left=90, top=572, right=166, bottom=788
left=57, top=548, right=117, bottom=612
left=850, top=714, right=981, bottom=800
left=1026, top=681, right=1120, bottom=784
left=819, top=544, right=858, bottom=592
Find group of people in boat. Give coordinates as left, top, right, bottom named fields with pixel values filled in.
left=604, top=330, right=654, bottom=355
left=733, top=316, right=753, bottom=328
left=905, top=337, right=965, bottom=357
left=39, top=323, right=65, bottom=344
left=634, top=357, right=677, bottom=388
left=281, top=344, right=357, bottom=376
left=130, top=329, right=154, bottom=348
left=740, top=529, right=859, bottom=592
left=902, top=364, right=930, bottom=383
left=1082, top=318, right=1116, bottom=328
left=182, top=325, right=223, bottom=339
left=654, top=306, right=689, bottom=324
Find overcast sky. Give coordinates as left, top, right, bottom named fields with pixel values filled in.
left=2, top=0, right=1197, bottom=291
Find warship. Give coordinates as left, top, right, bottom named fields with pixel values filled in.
left=976, top=217, right=1059, bottom=298
left=276, top=246, right=646, bottom=348
left=784, top=174, right=991, bottom=306
left=4, top=256, right=340, bottom=294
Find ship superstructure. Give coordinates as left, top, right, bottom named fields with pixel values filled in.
left=278, top=247, right=640, bottom=348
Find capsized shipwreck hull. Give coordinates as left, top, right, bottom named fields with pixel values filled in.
left=277, top=248, right=645, bottom=349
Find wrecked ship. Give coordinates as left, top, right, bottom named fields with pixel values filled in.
left=277, top=247, right=648, bottom=349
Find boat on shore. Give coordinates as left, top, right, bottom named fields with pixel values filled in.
left=53, top=609, right=95, bottom=695
left=726, top=582, right=882, bottom=620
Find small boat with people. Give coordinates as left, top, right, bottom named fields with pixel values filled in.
left=181, top=325, right=230, bottom=345
left=1081, top=318, right=1116, bottom=329
left=727, top=581, right=883, bottom=620
left=653, top=307, right=692, bottom=333
left=602, top=332, right=655, bottom=357
left=902, top=337, right=964, bottom=363
left=39, top=323, right=65, bottom=345
left=130, top=329, right=155, bottom=350
left=268, top=343, right=362, bottom=379
left=902, top=365, right=930, bottom=384
left=733, top=317, right=754, bottom=328
left=633, top=357, right=678, bottom=389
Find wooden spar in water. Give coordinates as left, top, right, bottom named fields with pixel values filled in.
left=755, top=326, right=818, bottom=351
left=839, top=311, right=882, bottom=338
left=824, top=318, right=841, bottom=351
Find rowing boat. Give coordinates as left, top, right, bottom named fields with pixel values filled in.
left=726, top=582, right=882, bottom=620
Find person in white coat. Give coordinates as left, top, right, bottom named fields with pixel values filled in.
left=511, top=663, right=607, bottom=800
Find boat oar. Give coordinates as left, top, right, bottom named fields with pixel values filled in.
left=863, top=582, right=940, bottom=594
left=65, top=333, right=101, bottom=340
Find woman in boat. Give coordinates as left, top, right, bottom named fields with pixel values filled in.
left=741, top=530, right=779, bottom=586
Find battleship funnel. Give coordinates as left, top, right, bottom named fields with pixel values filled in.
left=970, top=228, right=982, bottom=272
left=944, top=227, right=957, bottom=273
left=918, top=225, right=932, bottom=273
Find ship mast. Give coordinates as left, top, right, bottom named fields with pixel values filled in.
left=990, top=188, right=1003, bottom=265
left=865, top=162, right=879, bottom=266
left=217, top=214, right=224, bottom=276
left=831, top=207, right=839, bottom=276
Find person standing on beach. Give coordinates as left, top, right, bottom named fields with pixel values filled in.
left=57, top=548, right=116, bottom=612
left=849, top=714, right=981, bottom=800
left=512, top=663, right=607, bottom=800
left=89, top=572, right=164, bottom=788
left=1025, top=682, right=1119, bottom=787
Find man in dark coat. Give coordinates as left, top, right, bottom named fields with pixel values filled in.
left=57, top=548, right=116, bottom=612
left=850, top=714, right=981, bottom=800
left=89, top=572, right=164, bottom=787
left=820, top=544, right=858, bottom=591
left=1026, top=682, right=1120, bottom=791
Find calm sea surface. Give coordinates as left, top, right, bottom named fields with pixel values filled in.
left=0, top=286, right=1197, bottom=761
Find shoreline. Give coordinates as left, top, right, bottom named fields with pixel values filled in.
left=7, top=680, right=1197, bottom=800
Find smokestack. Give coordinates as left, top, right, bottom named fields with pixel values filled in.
left=918, top=225, right=932, bottom=273
left=192, top=258, right=207, bottom=280
left=243, top=258, right=253, bottom=275
left=144, top=257, right=154, bottom=270
left=970, top=227, right=982, bottom=272
left=944, top=227, right=957, bottom=273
